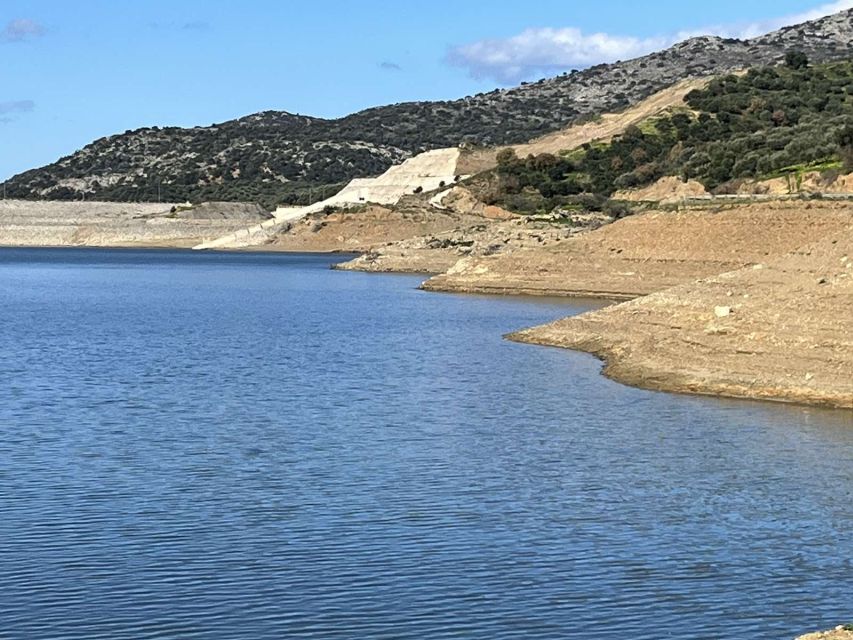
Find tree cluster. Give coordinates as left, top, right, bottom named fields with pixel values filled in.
left=490, top=58, right=853, bottom=210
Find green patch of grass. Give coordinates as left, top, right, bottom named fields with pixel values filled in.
left=764, top=158, right=843, bottom=179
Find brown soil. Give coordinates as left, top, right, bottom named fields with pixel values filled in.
left=613, top=176, right=709, bottom=202
left=423, top=201, right=853, bottom=298
left=508, top=226, right=853, bottom=409
left=261, top=205, right=483, bottom=253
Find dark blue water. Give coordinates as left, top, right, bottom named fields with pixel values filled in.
left=0, top=248, right=850, bottom=640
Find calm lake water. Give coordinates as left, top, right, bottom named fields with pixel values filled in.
left=0, top=248, right=850, bottom=640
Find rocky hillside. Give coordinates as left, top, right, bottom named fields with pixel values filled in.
left=6, top=9, right=853, bottom=208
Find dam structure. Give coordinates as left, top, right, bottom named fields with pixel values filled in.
left=193, top=148, right=465, bottom=250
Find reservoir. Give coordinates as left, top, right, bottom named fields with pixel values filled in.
left=0, top=249, right=850, bottom=639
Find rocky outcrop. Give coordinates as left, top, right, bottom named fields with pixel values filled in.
left=260, top=205, right=483, bottom=254
left=430, top=186, right=513, bottom=219
left=336, top=214, right=607, bottom=274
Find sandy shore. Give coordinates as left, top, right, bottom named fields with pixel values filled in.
left=508, top=226, right=853, bottom=409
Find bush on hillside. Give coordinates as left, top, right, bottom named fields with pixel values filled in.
left=488, top=60, right=853, bottom=208
left=838, top=123, right=853, bottom=172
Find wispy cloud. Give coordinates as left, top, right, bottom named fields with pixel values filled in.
left=181, top=20, right=210, bottom=31
left=0, top=100, right=35, bottom=124
left=0, top=18, right=46, bottom=43
left=447, top=0, right=853, bottom=83
left=379, top=61, right=403, bottom=72
left=0, top=100, right=35, bottom=114
left=148, top=20, right=210, bottom=32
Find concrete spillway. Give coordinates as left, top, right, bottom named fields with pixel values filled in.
left=193, top=148, right=464, bottom=250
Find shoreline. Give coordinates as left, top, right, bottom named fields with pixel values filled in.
left=506, top=330, right=852, bottom=411
left=421, top=280, right=638, bottom=300
left=506, top=227, right=853, bottom=412
left=3, top=204, right=852, bottom=412
left=0, top=244, right=363, bottom=261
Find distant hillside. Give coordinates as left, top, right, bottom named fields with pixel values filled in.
left=481, top=59, right=853, bottom=213
left=6, top=8, right=853, bottom=208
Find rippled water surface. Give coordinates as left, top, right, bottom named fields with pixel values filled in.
left=0, top=248, right=850, bottom=640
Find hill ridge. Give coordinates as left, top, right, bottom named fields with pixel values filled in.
left=6, top=8, right=853, bottom=207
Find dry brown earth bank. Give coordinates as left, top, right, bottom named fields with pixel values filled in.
left=423, top=202, right=853, bottom=298
left=508, top=227, right=853, bottom=409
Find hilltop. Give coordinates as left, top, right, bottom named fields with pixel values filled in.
left=5, top=8, right=853, bottom=208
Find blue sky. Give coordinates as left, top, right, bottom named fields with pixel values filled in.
left=1, top=0, right=850, bottom=180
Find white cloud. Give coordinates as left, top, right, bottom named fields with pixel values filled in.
left=447, top=29, right=669, bottom=84
left=447, top=1, right=853, bottom=84
left=0, top=19, right=45, bottom=43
